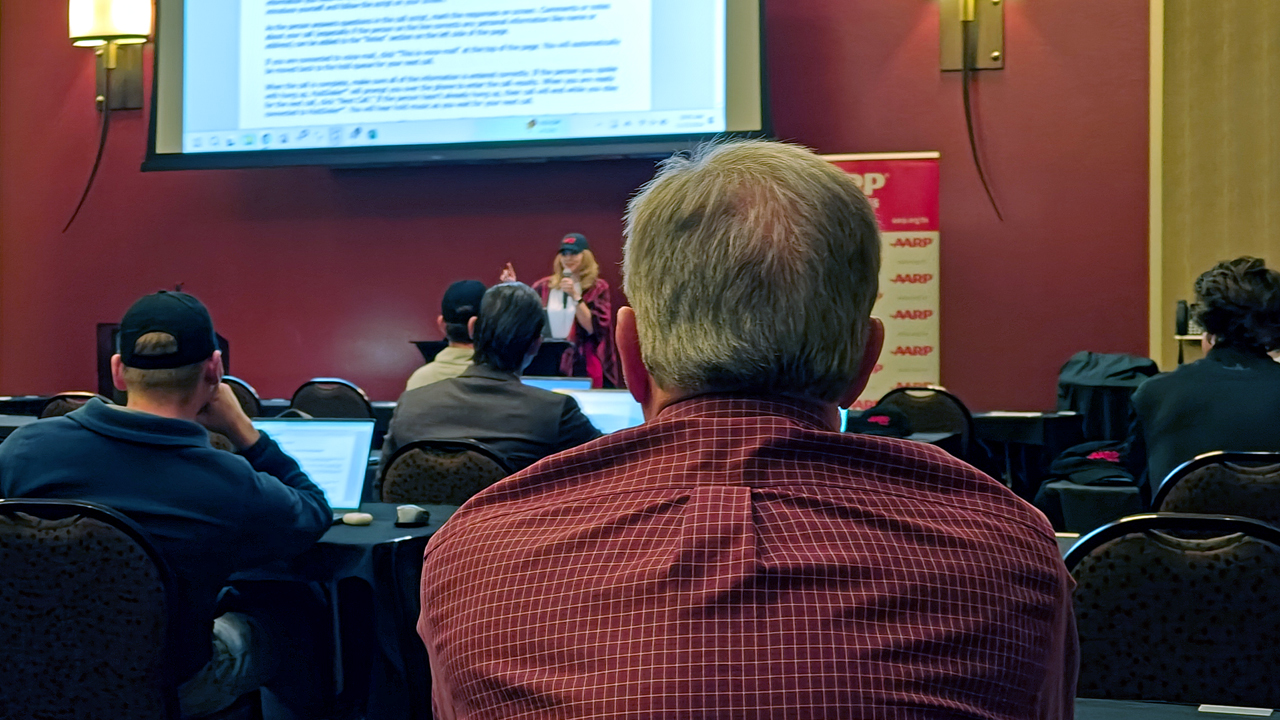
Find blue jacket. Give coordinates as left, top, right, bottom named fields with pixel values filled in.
left=0, top=398, right=332, bottom=682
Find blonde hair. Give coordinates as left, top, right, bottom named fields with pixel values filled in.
left=549, top=249, right=600, bottom=290
left=623, top=140, right=881, bottom=402
left=121, top=332, right=205, bottom=401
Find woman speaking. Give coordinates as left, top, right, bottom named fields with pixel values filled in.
left=500, top=233, right=621, bottom=388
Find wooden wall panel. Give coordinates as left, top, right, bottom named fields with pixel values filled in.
left=1160, top=0, right=1280, bottom=367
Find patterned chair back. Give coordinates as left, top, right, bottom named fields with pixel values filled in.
left=875, top=386, right=974, bottom=455
left=1154, top=452, right=1280, bottom=525
left=222, top=376, right=262, bottom=418
left=1066, top=513, right=1280, bottom=707
left=39, top=391, right=111, bottom=419
left=381, top=440, right=510, bottom=505
left=0, top=499, right=177, bottom=719
left=290, top=377, right=374, bottom=419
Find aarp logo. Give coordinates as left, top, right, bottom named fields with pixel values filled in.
left=849, top=173, right=887, bottom=197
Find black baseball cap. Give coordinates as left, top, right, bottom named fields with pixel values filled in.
left=117, top=291, right=218, bottom=369
left=559, top=233, right=590, bottom=254
left=441, top=280, right=487, bottom=323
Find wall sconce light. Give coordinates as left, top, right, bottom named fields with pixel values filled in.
left=69, top=0, right=152, bottom=110
left=941, top=0, right=1004, bottom=71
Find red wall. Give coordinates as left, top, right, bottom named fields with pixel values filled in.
left=0, top=0, right=1149, bottom=409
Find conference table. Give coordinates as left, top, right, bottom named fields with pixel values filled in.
left=973, top=411, right=1084, bottom=500
left=0, top=395, right=52, bottom=416
left=0, top=413, right=39, bottom=441
left=235, top=502, right=458, bottom=720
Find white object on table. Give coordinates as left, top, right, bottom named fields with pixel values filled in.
left=1198, top=706, right=1274, bottom=717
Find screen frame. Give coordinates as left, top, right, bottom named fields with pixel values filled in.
left=143, top=0, right=771, bottom=172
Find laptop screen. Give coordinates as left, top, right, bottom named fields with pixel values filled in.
left=555, top=393, right=848, bottom=433
left=250, top=419, right=375, bottom=512
left=522, top=376, right=594, bottom=392
left=555, top=389, right=646, bottom=435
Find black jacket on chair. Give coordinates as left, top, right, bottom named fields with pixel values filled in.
left=382, top=364, right=601, bottom=475
left=1126, top=346, right=1280, bottom=498
left=1057, top=351, right=1159, bottom=442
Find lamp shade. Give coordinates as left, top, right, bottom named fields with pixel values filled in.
left=69, top=0, right=152, bottom=47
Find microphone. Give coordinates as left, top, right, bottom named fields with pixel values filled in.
left=562, top=267, right=573, bottom=308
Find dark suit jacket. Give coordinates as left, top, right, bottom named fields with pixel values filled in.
left=1127, top=346, right=1280, bottom=498
left=382, top=364, right=602, bottom=474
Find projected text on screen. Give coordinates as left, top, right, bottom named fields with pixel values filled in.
left=239, top=1, right=653, bottom=128
left=172, top=0, right=732, bottom=156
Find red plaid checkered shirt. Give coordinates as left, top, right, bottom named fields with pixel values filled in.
left=420, top=395, right=1077, bottom=720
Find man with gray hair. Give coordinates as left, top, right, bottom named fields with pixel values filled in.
left=419, top=141, right=1077, bottom=719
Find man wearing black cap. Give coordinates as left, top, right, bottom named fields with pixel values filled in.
left=0, top=290, right=332, bottom=717
left=406, top=279, right=486, bottom=391
left=383, top=282, right=601, bottom=476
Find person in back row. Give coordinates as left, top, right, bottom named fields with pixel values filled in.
left=420, top=140, right=1077, bottom=720
left=382, top=282, right=600, bottom=475
left=0, top=290, right=332, bottom=717
left=1126, top=256, right=1280, bottom=497
left=406, top=279, right=488, bottom=391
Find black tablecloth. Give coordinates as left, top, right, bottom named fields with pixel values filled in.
left=0, top=414, right=40, bottom=441
left=973, top=412, right=1085, bottom=500
left=0, top=396, right=52, bottom=416
left=245, top=503, right=453, bottom=582
left=236, top=503, right=457, bottom=720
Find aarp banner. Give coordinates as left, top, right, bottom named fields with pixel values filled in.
left=824, top=153, right=941, bottom=411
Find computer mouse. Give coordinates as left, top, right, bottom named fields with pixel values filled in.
left=341, top=512, right=374, bottom=526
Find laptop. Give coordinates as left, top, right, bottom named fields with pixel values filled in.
left=522, top=376, right=594, bottom=392
left=554, top=389, right=646, bottom=435
left=251, top=418, right=375, bottom=519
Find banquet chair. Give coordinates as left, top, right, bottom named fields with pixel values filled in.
left=380, top=439, right=510, bottom=505
left=875, top=386, right=976, bottom=457
left=1065, top=512, right=1280, bottom=707
left=0, top=499, right=263, bottom=720
left=222, top=376, right=263, bottom=418
left=0, top=498, right=178, bottom=719
left=1153, top=451, right=1280, bottom=525
left=290, top=378, right=374, bottom=419
left=39, top=391, right=112, bottom=418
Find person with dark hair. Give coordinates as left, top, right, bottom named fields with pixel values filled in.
left=1127, top=256, right=1280, bottom=498
left=406, top=279, right=487, bottom=391
left=382, top=282, right=600, bottom=474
